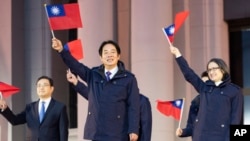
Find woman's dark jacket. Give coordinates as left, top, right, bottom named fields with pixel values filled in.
left=176, top=56, right=243, bottom=141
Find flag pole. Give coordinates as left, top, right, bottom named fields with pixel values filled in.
left=0, top=91, right=3, bottom=112
left=178, top=98, right=185, bottom=128
left=44, top=4, right=55, bottom=38
left=162, top=28, right=173, bottom=47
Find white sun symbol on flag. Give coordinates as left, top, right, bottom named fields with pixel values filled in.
left=51, top=6, right=60, bottom=15
left=169, top=26, right=175, bottom=34
left=175, top=100, right=181, bottom=107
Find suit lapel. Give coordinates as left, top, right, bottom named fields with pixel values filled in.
left=34, top=100, right=40, bottom=124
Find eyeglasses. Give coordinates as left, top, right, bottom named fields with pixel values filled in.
left=37, top=84, right=50, bottom=88
left=207, top=67, right=220, bottom=73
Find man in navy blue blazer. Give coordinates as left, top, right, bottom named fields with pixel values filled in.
left=66, top=69, right=152, bottom=141
left=53, top=38, right=140, bottom=141
left=0, top=76, right=69, bottom=141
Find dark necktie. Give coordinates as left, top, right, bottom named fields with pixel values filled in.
left=106, top=71, right=112, bottom=81
left=39, top=101, right=45, bottom=122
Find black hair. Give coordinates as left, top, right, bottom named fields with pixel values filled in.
left=36, top=76, right=54, bottom=86
left=98, top=40, right=121, bottom=56
left=201, top=71, right=208, bottom=78
left=207, top=58, right=230, bottom=80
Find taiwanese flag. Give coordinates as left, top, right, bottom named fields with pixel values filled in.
left=45, top=3, right=83, bottom=30
left=0, top=82, right=20, bottom=98
left=162, top=24, right=175, bottom=43
left=174, top=11, right=189, bottom=33
left=162, top=11, right=189, bottom=44
left=156, top=98, right=183, bottom=121
left=64, top=39, right=84, bottom=60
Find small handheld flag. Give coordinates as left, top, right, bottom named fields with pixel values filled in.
left=45, top=3, right=82, bottom=30
left=156, top=98, right=184, bottom=121
left=162, top=24, right=175, bottom=45
left=174, top=11, right=189, bottom=33
left=44, top=3, right=83, bottom=37
left=64, top=39, right=84, bottom=60
left=162, top=10, right=189, bottom=45
left=0, top=82, right=20, bottom=99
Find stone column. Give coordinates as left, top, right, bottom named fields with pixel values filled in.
left=131, top=0, right=176, bottom=140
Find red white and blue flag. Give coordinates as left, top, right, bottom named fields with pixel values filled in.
left=156, top=98, right=184, bottom=121
left=45, top=3, right=83, bottom=30
left=162, top=24, right=175, bottom=43
left=162, top=11, right=189, bottom=45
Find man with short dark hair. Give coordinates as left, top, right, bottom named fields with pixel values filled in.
left=52, top=38, right=140, bottom=141
left=0, top=76, right=69, bottom=141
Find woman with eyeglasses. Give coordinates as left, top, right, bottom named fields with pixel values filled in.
left=169, top=46, right=243, bottom=141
